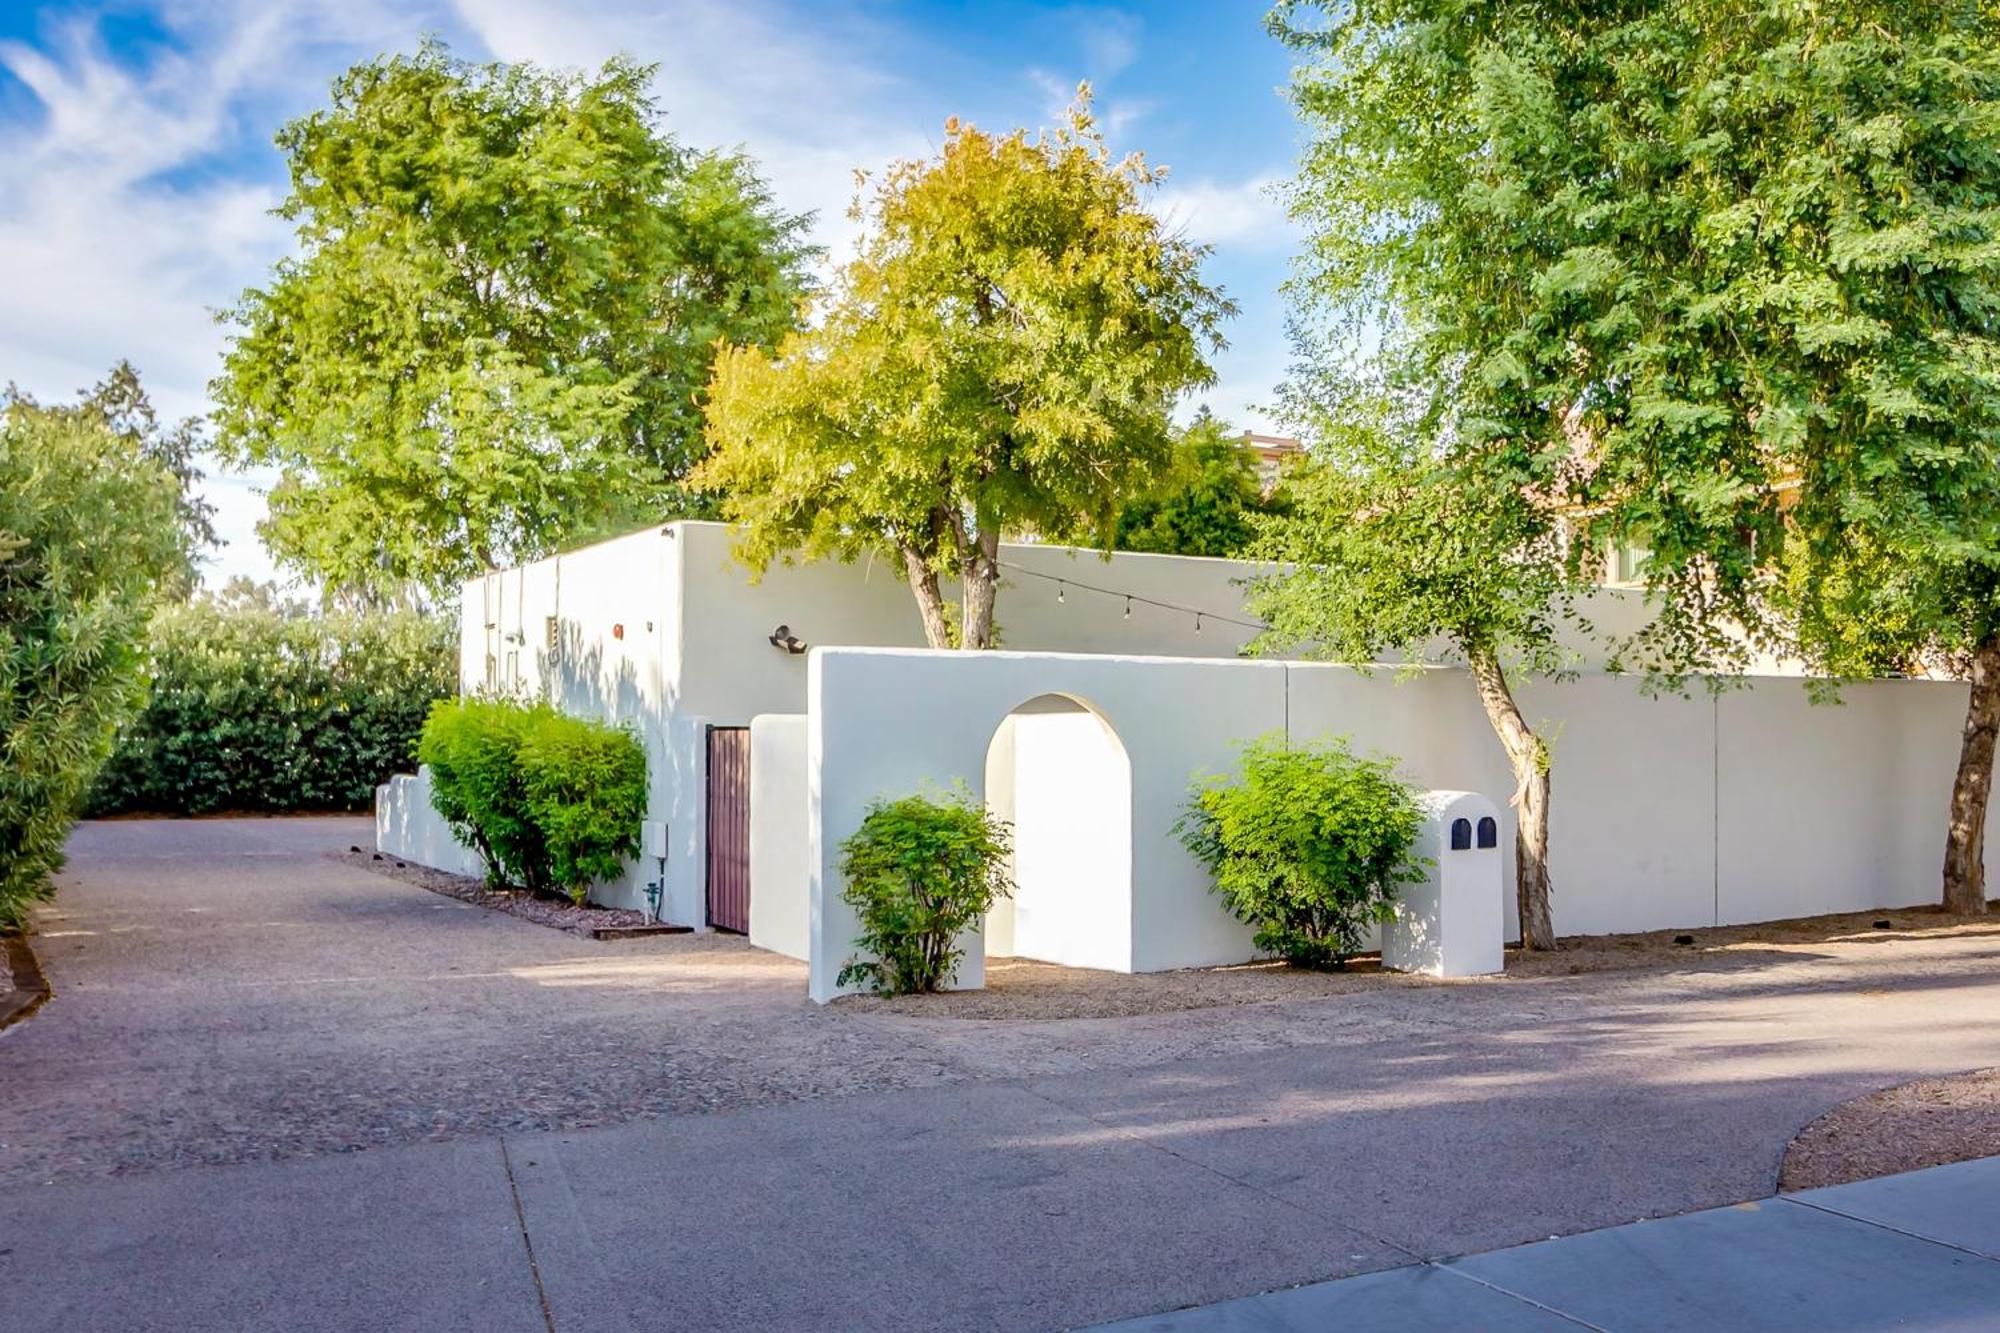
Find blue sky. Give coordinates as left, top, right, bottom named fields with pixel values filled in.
left=0, top=1, right=1305, bottom=587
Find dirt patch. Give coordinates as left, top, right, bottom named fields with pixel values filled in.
left=850, top=956, right=1423, bottom=1019
left=1, top=929, right=52, bottom=1032
left=1781, top=1068, right=2000, bottom=1192
left=843, top=903, right=2000, bottom=1020
left=334, top=848, right=686, bottom=938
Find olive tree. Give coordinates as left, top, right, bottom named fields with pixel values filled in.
left=0, top=396, right=183, bottom=925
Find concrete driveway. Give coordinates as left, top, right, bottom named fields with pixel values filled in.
left=5, top=817, right=2000, bottom=1330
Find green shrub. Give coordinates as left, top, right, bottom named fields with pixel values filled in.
left=1, top=404, right=182, bottom=928
left=418, top=698, right=646, bottom=904
left=88, top=599, right=456, bottom=815
left=1178, top=735, right=1426, bottom=970
left=519, top=710, right=649, bottom=902
left=837, top=785, right=1013, bottom=995
left=419, top=698, right=542, bottom=889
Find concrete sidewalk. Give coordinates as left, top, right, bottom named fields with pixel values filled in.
left=1099, top=1155, right=2000, bottom=1332
left=12, top=1130, right=1997, bottom=1333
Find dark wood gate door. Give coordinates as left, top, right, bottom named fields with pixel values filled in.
left=705, top=726, right=752, bottom=933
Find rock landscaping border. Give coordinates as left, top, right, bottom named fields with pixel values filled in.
left=1, top=930, right=51, bottom=1032
left=335, top=847, right=692, bottom=940
left=845, top=904, right=2000, bottom=1021
left=1781, top=1067, right=2000, bottom=1192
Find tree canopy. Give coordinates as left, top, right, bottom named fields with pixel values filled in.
left=4, top=363, right=215, bottom=598
left=697, top=93, right=1234, bottom=649
left=1274, top=0, right=2000, bottom=911
left=213, top=42, right=816, bottom=597
left=1114, top=411, right=1285, bottom=559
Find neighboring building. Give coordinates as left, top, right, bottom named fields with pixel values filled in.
left=1239, top=432, right=1304, bottom=493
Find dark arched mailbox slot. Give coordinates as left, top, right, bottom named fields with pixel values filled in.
left=1449, top=818, right=1473, bottom=851
left=1476, top=816, right=1498, bottom=849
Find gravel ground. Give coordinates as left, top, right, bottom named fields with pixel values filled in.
left=849, top=904, right=2000, bottom=1020
left=1781, top=1066, right=2000, bottom=1191
left=9, top=816, right=2000, bottom=1202
left=0, top=818, right=958, bottom=1187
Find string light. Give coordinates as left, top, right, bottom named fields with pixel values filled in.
left=998, top=560, right=1267, bottom=633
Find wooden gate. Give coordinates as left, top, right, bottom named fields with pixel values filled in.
left=705, top=726, right=752, bottom=933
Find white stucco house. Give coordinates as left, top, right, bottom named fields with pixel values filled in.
left=379, top=517, right=2000, bottom=1001
left=419, top=519, right=1293, bottom=932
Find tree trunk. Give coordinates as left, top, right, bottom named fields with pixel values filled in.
left=1466, top=644, right=1556, bottom=950
left=1942, top=635, right=2000, bottom=915
left=960, top=519, right=1001, bottom=650
left=900, top=544, right=955, bottom=650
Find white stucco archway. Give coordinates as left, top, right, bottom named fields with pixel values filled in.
left=982, top=693, right=1134, bottom=972
left=806, top=647, right=1288, bottom=1000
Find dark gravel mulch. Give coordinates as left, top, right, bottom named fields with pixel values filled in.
left=333, top=848, right=686, bottom=938
left=1781, top=1067, right=2000, bottom=1192
left=1, top=929, right=52, bottom=1031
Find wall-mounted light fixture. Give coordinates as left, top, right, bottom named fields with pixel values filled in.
left=768, top=624, right=808, bottom=655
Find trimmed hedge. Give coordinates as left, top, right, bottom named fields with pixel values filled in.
left=418, top=698, right=647, bottom=904
left=88, top=603, right=457, bottom=816
left=1178, top=735, right=1426, bottom=970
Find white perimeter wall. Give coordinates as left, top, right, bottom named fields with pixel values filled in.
left=428, top=519, right=1797, bottom=929
left=376, top=770, right=486, bottom=879
left=806, top=647, right=2000, bottom=1001
left=808, top=650, right=1286, bottom=1000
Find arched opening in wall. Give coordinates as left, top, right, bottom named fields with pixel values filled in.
left=983, top=693, right=1134, bottom=972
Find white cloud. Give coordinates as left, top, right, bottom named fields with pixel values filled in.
left=1151, top=173, right=1293, bottom=252
left=1063, top=5, right=1141, bottom=82
left=0, top=0, right=1291, bottom=584
left=0, top=0, right=433, bottom=588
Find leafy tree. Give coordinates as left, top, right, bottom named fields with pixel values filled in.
left=1272, top=0, right=2000, bottom=913
left=1114, top=410, right=1285, bottom=559
left=4, top=362, right=215, bottom=596
left=214, top=42, right=815, bottom=598
left=697, top=93, right=1234, bottom=648
left=0, top=396, right=182, bottom=926
left=1248, top=419, right=1572, bottom=948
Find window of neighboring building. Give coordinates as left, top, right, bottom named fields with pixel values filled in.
left=1603, top=537, right=1651, bottom=588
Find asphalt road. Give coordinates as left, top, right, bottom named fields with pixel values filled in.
left=5, top=818, right=2000, bottom=1330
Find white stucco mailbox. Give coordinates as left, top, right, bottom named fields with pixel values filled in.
left=1383, top=790, right=1505, bottom=978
